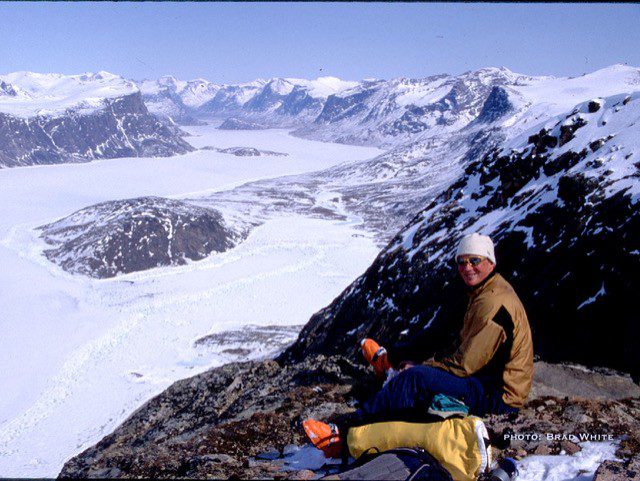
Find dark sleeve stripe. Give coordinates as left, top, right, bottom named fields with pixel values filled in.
left=492, top=305, right=514, bottom=339
left=492, top=305, right=514, bottom=363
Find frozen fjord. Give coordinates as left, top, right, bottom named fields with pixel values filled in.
left=0, top=124, right=381, bottom=477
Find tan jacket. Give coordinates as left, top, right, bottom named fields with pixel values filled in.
left=427, top=272, right=534, bottom=408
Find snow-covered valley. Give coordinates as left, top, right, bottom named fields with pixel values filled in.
left=0, top=125, right=381, bottom=477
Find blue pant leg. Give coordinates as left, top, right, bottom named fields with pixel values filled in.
left=360, top=365, right=486, bottom=417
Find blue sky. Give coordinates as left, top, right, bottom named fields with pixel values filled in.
left=1, top=2, right=639, bottom=83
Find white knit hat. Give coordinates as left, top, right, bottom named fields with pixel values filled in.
left=456, top=233, right=496, bottom=265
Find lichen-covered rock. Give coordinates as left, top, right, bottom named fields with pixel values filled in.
left=593, top=459, right=640, bottom=481
left=58, top=355, right=370, bottom=479
left=58, top=356, right=640, bottom=479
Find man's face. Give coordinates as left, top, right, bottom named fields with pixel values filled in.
left=457, top=255, right=495, bottom=287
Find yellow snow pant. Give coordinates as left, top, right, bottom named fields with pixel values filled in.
left=346, top=416, right=491, bottom=481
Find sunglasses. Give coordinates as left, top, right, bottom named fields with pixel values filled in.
left=456, top=256, right=485, bottom=267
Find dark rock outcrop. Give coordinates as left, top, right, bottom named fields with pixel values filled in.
left=201, top=146, right=288, bottom=157
left=477, top=86, right=513, bottom=123
left=559, top=115, right=588, bottom=147
left=588, top=100, right=602, bottom=113
left=594, top=459, right=640, bottom=481
left=0, top=92, right=194, bottom=168
left=218, top=118, right=267, bottom=130
left=59, top=355, right=370, bottom=479
left=0, top=80, right=18, bottom=97
left=39, top=196, right=236, bottom=278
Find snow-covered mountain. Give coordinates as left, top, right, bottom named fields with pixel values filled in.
left=138, top=65, right=640, bottom=155
left=194, top=65, right=640, bottom=245
left=0, top=70, right=138, bottom=117
left=291, top=68, right=542, bottom=147
left=138, top=76, right=221, bottom=125
left=283, top=91, right=640, bottom=379
left=140, top=76, right=359, bottom=126
left=0, top=71, right=194, bottom=168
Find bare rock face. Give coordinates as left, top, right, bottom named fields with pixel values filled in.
left=0, top=92, right=194, bottom=168
left=39, top=196, right=236, bottom=278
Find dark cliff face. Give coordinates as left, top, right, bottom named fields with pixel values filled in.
left=315, top=87, right=379, bottom=124
left=282, top=95, right=640, bottom=380
left=39, top=196, right=237, bottom=278
left=477, top=87, right=513, bottom=123
left=0, top=80, right=18, bottom=96
left=0, top=92, right=194, bottom=168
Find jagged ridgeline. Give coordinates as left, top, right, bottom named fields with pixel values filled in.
left=282, top=93, right=640, bottom=379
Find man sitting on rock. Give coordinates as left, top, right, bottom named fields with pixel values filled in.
left=303, top=233, right=534, bottom=457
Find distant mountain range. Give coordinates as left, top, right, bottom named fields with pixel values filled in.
left=136, top=65, right=640, bottom=148
left=2, top=65, right=639, bottom=169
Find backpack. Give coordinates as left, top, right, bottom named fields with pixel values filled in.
left=321, top=447, right=454, bottom=481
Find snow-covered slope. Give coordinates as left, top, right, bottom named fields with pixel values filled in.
left=0, top=71, right=194, bottom=168
left=136, top=65, right=640, bottom=157
left=0, top=71, right=137, bottom=117
left=283, top=91, right=640, bottom=379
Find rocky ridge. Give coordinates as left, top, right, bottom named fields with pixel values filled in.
left=59, top=356, right=640, bottom=479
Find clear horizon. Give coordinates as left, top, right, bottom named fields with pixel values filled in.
left=0, top=2, right=639, bottom=84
